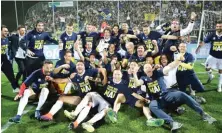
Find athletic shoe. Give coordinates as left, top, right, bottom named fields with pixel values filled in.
left=202, top=113, right=217, bottom=124
left=68, top=121, right=78, bottom=130
left=171, top=121, right=183, bottom=131
left=176, top=107, right=186, bottom=115
left=64, top=110, right=76, bottom=120
left=13, top=88, right=20, bottom=93
left=217, top=88, right=222, bottom=92
left=82, top=122, right=95, bottom=132
left=204, top=75, right=215, bottom=85
left=35, top=110, right=41, bottom=119
left=40, top=113, right=53, bottom=121
left=191, top=95, right=206, bottom=104
left=146, top=118, right=164, bottom=127
left=105, top=108, right=117, bottom=123
left=9, top=115, right=21, bottom=123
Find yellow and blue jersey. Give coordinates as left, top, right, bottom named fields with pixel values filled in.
left=204, top=32, right=222, bottom=59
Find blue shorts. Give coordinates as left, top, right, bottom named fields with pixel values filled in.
left=125, top=95, right=138, bottom=107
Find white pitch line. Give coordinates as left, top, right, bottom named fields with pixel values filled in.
left=1, top=105, right=34, bottom=133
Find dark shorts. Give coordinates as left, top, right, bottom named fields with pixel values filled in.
left=125, top=95, right=138, bottom=107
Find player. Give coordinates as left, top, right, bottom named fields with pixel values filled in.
left=9, top=60, right=54, bottom=123
left=1, top=25, right=20, bottom=93
left=40, top=60, right=107, bottom=121
left=195, top=20, right=222, bottom=92
left=59, top=22, right=77, bottom=60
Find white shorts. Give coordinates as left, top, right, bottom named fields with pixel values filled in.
left=205, top=55, right=222, bottom=70
left=88, top=92, right=110, bottom=112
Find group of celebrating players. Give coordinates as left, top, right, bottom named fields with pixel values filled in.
left=1, top=11, right=222, bottom=132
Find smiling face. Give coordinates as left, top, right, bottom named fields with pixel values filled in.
left=160, top=55, right=168, bottom=67
left=1, top=27, right=9, bottom=38
left=36, top=22, right=44, bottom=32
left=137, top=45, right=145, bottom=56
left=43, top=63, right=54, bottom=76
left=76, top=61, right=85, bottom=74
left=216, top=23, right=222, bottom=33
left=64, top=52, right=72, bottom=64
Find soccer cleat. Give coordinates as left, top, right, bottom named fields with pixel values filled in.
left=191, top=95, right=206, bottom=104
left=82, top=122, right=95, bottom=132
left=204, top=75, right=215, bottom=85
left=68, top=121, right=78, bottom=130
left=217, top=88, right=222, bottom=92
left=35, top=110, right=41, bottom=119
left=146, top=118, right=164, bottom=127
left=105, top=109, right=117, bottom=123
left=176, top=107, right=186, bottom=115
left=13, top=88, right=20, bottom=93
left=9, top=115, right=21, bottom=123
left=202, top=113, right=217, bottom=124
left=40, top=113, right=53, bottom=121
left=64, top=110, right=76, bottom=120
left=171, top=121, right=183, bottom=131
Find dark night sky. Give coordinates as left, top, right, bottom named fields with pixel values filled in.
left=1, top=1, right=39, bottom=31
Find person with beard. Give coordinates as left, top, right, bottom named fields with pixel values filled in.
left=40, top=60, right=107, bottom=121
left=8, top=25, right=27, bottom=85
left=23, top=20, right=58, bottom=77
left=1, top=25, right=20, bottom=93
left=9, top=60, right=54, bottom=123
left=195, top=20, right=222, bottom=92
left=160, top=12, right=197, bottom=61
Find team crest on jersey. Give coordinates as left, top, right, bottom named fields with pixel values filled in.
left=65, top=37, right=67, bottom=40
left=33, top=35, right=36, bottom=38
left=213, top=37, right=216, bottom=40
left=38, top=78, right=41, bottom=82
left=77, top=79, right=79, bottom=82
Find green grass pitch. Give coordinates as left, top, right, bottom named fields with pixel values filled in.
left=1, top=60, right=222, bottom=133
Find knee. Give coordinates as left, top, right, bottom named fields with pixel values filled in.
left=24, top=89, right=31, bottom=96
left=58, top=96, right=65, bottom=102
left=41, top=88, right=49, bottom=95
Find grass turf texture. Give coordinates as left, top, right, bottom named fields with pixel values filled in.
left=1, top=60, right=222, bottom=133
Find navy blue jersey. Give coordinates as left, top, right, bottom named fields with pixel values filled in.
left=129, top=52, right=152, bottom=67
left=124, top=51, right=136, bottom=59
left=24, top=30, right=57, bottom=57
left=1, top=38, right=8, bottom=55
left=71, top=69, right=98, bottom=98
left=82, top=49, right=101, bottom=61
left=107, top=52, right=122, bottom=62
left=53, top=59, right=76, bottom=78
left=60, top=32, right=77, bottom=55
left=204, top=32, right=222, bottom=59
left=176, top=52, right=195, bottom=76
left=78, top=31, right=99, bottom=50
left=140, top=70, right=165, bottom=100
left=24, top=69, right=50, bottom=93
left=103, top=78, right=132, bottom=104
left=136, top=31, right=161, bottom=52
